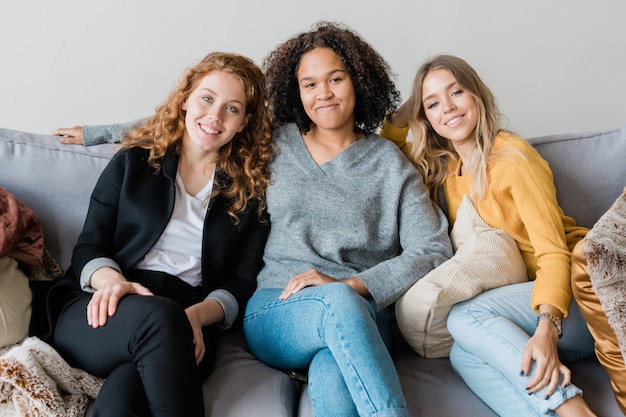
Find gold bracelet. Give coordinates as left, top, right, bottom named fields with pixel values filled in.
left=537, top=312, right=563, bottom=338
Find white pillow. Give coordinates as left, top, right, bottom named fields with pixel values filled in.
left=395, top=195, right=527, bottom=358
left=0, top=256, right=33, bottom=348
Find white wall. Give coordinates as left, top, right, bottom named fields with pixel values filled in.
left=1, top=0, right=624, bottom=138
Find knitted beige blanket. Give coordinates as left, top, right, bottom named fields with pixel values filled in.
left=584, top=187, right=626, bottom=364
left=0, top=337, right=103, bottom=417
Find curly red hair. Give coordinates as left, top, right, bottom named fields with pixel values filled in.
left=121, top=52, right=273, bottom=222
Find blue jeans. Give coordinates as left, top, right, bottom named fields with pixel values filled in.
left=447, top=281, right=595, bottom=416
left=243, top=283, right=410, bottom=417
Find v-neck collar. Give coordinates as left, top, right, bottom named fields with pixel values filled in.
left=286, top=124, right=371, bottom=176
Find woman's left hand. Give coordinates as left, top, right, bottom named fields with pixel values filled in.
left=185, top=305, right=207, bottom=365
left=520, top=319, right=570, bottom=398
left=52, top=126, right=84, bottom=144
left=279, top=269, right=336, bottom=300
left=185, top=299, right=226, bottom=365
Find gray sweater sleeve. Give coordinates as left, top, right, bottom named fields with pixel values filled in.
left=358, top=186, right=452, bottom=311
left=82, top=120, right=144, bottom=146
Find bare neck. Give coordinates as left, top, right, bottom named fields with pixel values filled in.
left=303, top=125, right=362, bottom=165
left=178, top=147, right=216, bottom=195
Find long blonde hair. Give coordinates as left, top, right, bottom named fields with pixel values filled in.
left=121, top=52, right=273, bottom=222
left=406, top=55, right=502, bottom=201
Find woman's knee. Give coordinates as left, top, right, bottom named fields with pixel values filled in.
left=447, top=301, right=471, bottom=338
left=126, top=295, right=189, bottom=331
left=447, top=293, right=502, bottom=339
left=309, top=283, right=377, bottom=328
left=322, top=282, right=372, bottom=309
left=117, top=296, right=195, bottom=358
left=448, top=282, right=533, bottom=334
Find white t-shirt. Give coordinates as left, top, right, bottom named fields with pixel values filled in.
left=135, top=173, right=213, bottom=287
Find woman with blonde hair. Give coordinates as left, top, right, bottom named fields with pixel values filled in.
left=381, top=54, right=597, bottom=417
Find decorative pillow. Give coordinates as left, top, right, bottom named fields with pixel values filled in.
left=584, top=187, right=626, bottom=364
left=395, top=195, right=528, bottom=358
left=20, top=246, right=64, bottom=282
left=0, top=256, right=33, bottom=349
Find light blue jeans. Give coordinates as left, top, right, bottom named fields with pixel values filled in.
left=447, top=281, right=596, bottom=416
left=243, top=283, right=410, bottom=417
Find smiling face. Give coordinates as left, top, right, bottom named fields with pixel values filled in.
left=296, top=47, right=356, bottom=133
left=181, top=70, right=248, bottom=159
left=421, top=68, right=479, bottom=148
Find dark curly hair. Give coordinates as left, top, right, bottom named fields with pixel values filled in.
left=263, top=21, right=400, bottom=134
left=120, top=52, right=273, bottom=223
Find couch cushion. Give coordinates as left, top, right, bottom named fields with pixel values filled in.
left=569, top=356, right=624, bottom=415
left=202, top=330, right=300, bottom=417
left=0, top=256, right=32, bottom=348
left=529, top=124, right=626, bottom=229
left=0, top=128, right=116, bottom=271
left=392, top=330, right=624, bottom=416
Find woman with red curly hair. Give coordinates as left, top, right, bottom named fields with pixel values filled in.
left=46, top=52, right=273, bottom=417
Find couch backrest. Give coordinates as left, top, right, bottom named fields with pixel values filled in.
left=1, top=124, right=625, bottom=273
left=528, top=124, right=626, bottom=229
left=0, top=128, right=116, bottom=271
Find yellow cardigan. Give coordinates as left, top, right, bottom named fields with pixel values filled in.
left=380, top=119, right=588, bottom=316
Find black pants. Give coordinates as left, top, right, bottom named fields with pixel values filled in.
left=52, top=270, right=215, bottom=417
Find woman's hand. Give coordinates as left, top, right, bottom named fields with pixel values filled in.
left=279, top=269, right=370, bottom=300
left=388, top=100, right=411, bottom=128
left=185, top=299, right=225, bottom=364
left=520, top=307, right=569, bottom=398
left=185, top=305, right=207, bottom=365
left=280, top=269, right=336, bottom=300
left=52, top=126, right=84, bottom=144
left=87, top=267, right=153, bottom=328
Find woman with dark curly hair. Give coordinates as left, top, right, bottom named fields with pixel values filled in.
left=46, top=52, right=273, bottom=416
left=242, top=22, right=452, bottom=417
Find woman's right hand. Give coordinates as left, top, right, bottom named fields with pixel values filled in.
left=87, top=267, right=153, bottom=328
left=279, top=269, right=370, bottom=300
left=520, top=306, right=567, bottom=397
left=52, top=126, right=84, bottom=144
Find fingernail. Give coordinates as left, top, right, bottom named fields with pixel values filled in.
left=519, top=370, right=525, bottom=376
left=544, top=395, right=550, bottom=400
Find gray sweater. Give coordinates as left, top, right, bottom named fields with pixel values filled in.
left=83, top=121, right=142, bottom=146
left=257, top=123, right=452, bottom=311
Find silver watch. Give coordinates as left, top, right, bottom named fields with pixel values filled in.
left=537, top=312, right=563, bottom=338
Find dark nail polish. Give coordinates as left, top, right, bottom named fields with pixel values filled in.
left=519, top=370, right=525, bottom=377
left=544, top=395, right=550, bottom=400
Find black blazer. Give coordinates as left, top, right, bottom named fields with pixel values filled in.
left=34, top=147, right=269, bottom=339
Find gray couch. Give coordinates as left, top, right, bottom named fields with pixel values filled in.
left=1, top=124, right=625, bottom=417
